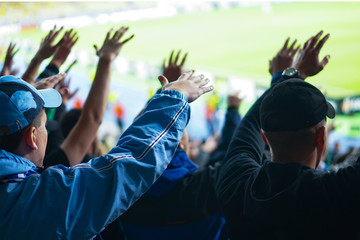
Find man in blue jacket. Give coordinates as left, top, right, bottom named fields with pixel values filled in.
left=0, top=51, right=212, bottom=240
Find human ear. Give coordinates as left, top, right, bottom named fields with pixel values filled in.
left=316, top=126, right=325, bottom=148
left=25, top=126, right=38, bottom=150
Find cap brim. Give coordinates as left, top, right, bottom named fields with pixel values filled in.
left=326, top=101, right=335, bottom=119
left=38, top=88, right=62, bottom=108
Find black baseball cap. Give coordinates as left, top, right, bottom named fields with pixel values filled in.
left=260, top=78, right=335, bottom=132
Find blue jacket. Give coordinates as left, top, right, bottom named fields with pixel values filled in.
left=0, top=90, right=190, bottom=240
left=120, top=149, right=228, bottom=240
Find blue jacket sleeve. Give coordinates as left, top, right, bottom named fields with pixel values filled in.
left=6, top=90, right=190, bottom=239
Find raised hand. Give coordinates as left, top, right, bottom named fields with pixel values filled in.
left=269, top=37, right=299, bottom=75
left=293, top=30, right=330, bottom=79
left=227, top=92, right=243, bottom=108
left=55, top=77, right=79, bottom=105
left=35, top=26, right=64, bottom=60
left=93, top=26, right=134, bottom=61
left=50, top=29, right=79, bottom=68
left=163, top=50, right=188, bottom=82
left=33, top=73, right=66, bottom=90
left=22, top=26, right=64, bottom=84
left=0, top=42, right=19, bottom=76
left=159, top=71, right=213, bottom=103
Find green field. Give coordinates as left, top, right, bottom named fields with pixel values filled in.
left=9, top=2, right=360, bottom=98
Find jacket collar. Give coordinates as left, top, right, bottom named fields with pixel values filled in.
left=0, top=149, right=37, bottom=177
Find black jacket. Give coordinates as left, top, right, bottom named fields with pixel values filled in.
left=216, top=80, right=360, bottom=239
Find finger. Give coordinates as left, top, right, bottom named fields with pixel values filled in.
left=180, top=52, right=188, bottom=67
left=59, top=87, right=69, bottom=96
left=303, top=38, right=312, bottom=49
left=71, top=36, right=79, bottom=47
left=288, top=39, right=297, bottom=52
left=112, top=28, right=122, bottom=40
left=158, top=75, right=169, bottom=87
left=320, top=55, right=330, bottom=68
left=116, top=26, right=128, bottom=41
left=69, top=88, right=79, bottom=99
left=105, top=28, right=114, bottom=42
left=198, top=77, right=210, bottom=87
left=282, top=37, right=290, bottom=50
left=314, top=33, right=330, bottom=53
left=51, top=26, right=64, bottom=42
left=169, top=50, right=174, bottom=66
left=308, top=30, right=323, bottom=49
left=120, top=34, right=134, bottom=45
left=200, top=85, right=214, bottom=95
left=93, top=44, right=99, bottom=55
left=67, top=29, right=74, bottom=38
left=12, top=49, right=20, bottom=57
left=179, top=70, right=194, bottom=81
left=174, top=50, right=181, bottom=65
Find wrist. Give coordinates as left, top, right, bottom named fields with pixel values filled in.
left=49, top=59, right=63, bottom=69
left=32, top=54, right=45, bottom=63
left=227, top=106, right=239, bottom=112
left=282, top=67, right=303, bottom=80
left=99, top=54, right=116, bottom=62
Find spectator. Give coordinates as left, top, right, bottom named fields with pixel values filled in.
left=113, top=51, right=228, bottom=240
left=0, top=64, right=212, bottom=239
left=43, top=26, right=133, bottom=167
left=214, top=31, right=360, bottom=239
left=0, top=42, right=19, bottom=77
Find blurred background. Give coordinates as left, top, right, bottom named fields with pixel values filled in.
left=1, top=1, right=360, bottom=155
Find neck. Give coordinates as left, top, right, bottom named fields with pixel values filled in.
left=271, top=148, right=318, bottom=169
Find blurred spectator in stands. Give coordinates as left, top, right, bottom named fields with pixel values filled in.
left=0, top=42, right=19, bottom=77
left=43, top=26, right=134, bottom=168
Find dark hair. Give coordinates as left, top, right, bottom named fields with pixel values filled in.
left=60, top=109, right=82, bottom=138
left=0, top=110, right=43, bottom=153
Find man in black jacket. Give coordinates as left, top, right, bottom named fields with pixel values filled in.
left=215, top=31, right=360, bottom=239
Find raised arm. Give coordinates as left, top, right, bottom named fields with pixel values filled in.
left=0, top=42, right=19, bottom=77
left=22, top=26, right=63, bottom=84
left=216, top=30, right=331, bottom=203
left=35, top=71, right=212, bottom=238
left=60, top=26, right=134, bottom=166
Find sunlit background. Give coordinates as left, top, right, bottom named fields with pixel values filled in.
left=1, top=1, right=360, bottom=154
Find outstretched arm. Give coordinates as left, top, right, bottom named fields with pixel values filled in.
left=60, top=26, right=134, bottom=167
left=22, top=26, right=63, bottom=84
